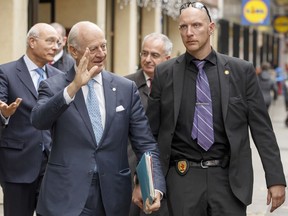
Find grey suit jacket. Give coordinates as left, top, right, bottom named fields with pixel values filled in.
left=31, top=68, right=165, bottom=216
left=0, top=56, right=61, bottom=183
left=146, top=52, right=286, bottom=206
left=125, top=69, right=150, bottom=110
left=51, top=50, right=75, bottom=73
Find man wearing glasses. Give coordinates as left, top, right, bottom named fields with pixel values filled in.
left=146, top=2, right=286, bottom=216
left=125, top=33, right=172, bottom=216
left=0, top=23, right=61, bottom=216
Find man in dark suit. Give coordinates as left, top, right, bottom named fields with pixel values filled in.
left=146, top=2, right=286, bottom=216
left=125, top=32, right=172, bottom=216
left=31, top=21, right=165, bottom=216
left=0, top=23, right=62, bottom=216
left=50, top=22, right=75, bottom=73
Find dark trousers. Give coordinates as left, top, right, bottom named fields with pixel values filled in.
left=2, top=152, right=47, bottom=216
left=166, top=166, right=246, bottom=216
left=79, top=173, right=105, bottom=216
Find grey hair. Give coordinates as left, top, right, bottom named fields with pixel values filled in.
left=50, top=22, right=66, bottom=37
left=26, top=26, right=40, bottom=48
left=142, top=33, right=173, bottom=56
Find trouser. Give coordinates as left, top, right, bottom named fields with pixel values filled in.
left=166, top=165, right=246, bottom=216
left=2, top=152, right=48, bottom=216
left=79, top=173, right=106, bottom=216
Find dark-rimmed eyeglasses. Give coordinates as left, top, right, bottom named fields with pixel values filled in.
left=179, top=2, right=212, bottom=22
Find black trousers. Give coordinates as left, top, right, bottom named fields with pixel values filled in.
left=166, top=166, right=246, bottom=216
left=2, top=152, right=48, bottom=216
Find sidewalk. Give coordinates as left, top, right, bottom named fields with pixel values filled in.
left=0, top=97, right=287, bottom=216
left=247, top=95, right=288, bottom=216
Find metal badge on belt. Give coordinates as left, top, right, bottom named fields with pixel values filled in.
left=176, top=159, right=189, bottom=176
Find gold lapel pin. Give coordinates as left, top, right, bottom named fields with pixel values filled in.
left=224, top=70, right=229, bottom=75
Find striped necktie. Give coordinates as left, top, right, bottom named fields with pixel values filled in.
left=35, top=68, right=45, bottom=89
left=191, top=60, right=214, bottom=151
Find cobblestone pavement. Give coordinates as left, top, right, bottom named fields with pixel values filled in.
left=0, top=97, right=287, bottom=215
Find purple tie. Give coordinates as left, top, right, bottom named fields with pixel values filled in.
left=191, top=60, right=214, bottom=151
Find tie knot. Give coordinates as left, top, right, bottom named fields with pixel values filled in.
left=88, top=79, right=96, bottom=88
left=35, top=68, right=45, bottom=76
left=193, top=60, right=205, bottom=70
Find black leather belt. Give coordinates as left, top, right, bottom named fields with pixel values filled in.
left=170, top=159, right=228, bottom=176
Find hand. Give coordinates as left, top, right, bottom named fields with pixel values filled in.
left=145, top=191, right=161, bottom=214
left=132, top=184, right=143, bottom=209
left=132, top=185, right=161, bottom=214
left=67, top=48, right=98, bottom=98
left=266, top=185, right=286, bottom=212
left=0, top=98, right=22, bottom=117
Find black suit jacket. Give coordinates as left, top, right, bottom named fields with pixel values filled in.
left=0, top=56, right=61, bottom=183
left=146, top=52, right=286, bottom=205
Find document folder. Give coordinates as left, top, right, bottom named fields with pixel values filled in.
left=136, top=152, right=155, bottom=214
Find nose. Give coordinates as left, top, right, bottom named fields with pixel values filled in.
left=186, top=26, right=195, bottom=36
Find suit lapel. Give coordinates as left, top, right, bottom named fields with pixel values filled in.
left=16, top=58, right=38, bottom=98
left=173, top=54, right=186, bottom=127
left=101, top=71, right=117, bottom=142
left=67, top=68, right=97, bottom=145
left=135, top=70, right=149, bottom=96
left=216, top=53, right=230, bottom=121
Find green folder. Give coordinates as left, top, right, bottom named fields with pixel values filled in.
left=136, top=152, right=155, bottom=214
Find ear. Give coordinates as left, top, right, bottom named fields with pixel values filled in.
left=62, top=36, right=67, bottom=46
left=208, top=22, right=215, bottom=35
left=68, top=46, right=78, bottom=58
left=29, top=37, right=37, bottom=49
left=165, top=55, right=171, bottom=60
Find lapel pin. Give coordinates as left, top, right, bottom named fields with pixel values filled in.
left=112, top=87, right=116, bottom=91
left=224, top=70, right=229, bottom=75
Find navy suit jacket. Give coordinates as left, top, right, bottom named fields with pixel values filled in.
left=0, top=56, right=61, bottom=183
left=146, top=52, right=286, bottom=206
left=31, top=67, right=165, bottom=216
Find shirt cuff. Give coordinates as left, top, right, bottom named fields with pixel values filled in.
left=0, top=111, right=10, bottom=126
left=155, top=189, right=163, bottom=200
left=63, top=86, right=75, bottom=104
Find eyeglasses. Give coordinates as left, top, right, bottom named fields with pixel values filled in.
left=179, top=2, right=212, bottom=22
left=140, top=51, right=163, bottom=60
left=34, top=36, right=62, bottom=47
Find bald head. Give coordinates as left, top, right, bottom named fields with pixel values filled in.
left=26, top=23, right=58, bottom=48
left=67, top=21, right=107, bottom=72
left=68, top=21, right=104, bottom=51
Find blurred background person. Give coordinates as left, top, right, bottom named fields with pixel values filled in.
left=125, top=32, right=172, bottom=216
left=257, top=62, right=278, bottom=110
left=50, top=22, right=75, bottom=73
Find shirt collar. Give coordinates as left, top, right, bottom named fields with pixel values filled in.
left=53, top=49, right=64, bottom=62
left=23, top=55, right=45, bottom=71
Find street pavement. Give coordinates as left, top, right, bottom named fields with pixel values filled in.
left=0, top=97, right=287, bottom=215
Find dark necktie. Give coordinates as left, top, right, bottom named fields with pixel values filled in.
left=87, top=79, right=103, bottom=144
left=147, top=78, right=152, bottom=92
left=191, top=60, right=214, bottom=151
left=35, top=68, right=45, bottom=89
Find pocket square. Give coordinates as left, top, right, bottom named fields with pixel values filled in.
left=116, top=105, right=125, bottom=112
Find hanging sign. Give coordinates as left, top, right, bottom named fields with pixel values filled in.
left=241, top=0, right=270, bottom=25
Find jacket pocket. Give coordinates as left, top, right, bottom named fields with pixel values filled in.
left=0, top=139, right=24, bottom=150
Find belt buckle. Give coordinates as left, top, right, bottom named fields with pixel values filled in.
left=175, top=159, right=189, bottom=176
left=200, top=160, right=208, bottom=169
